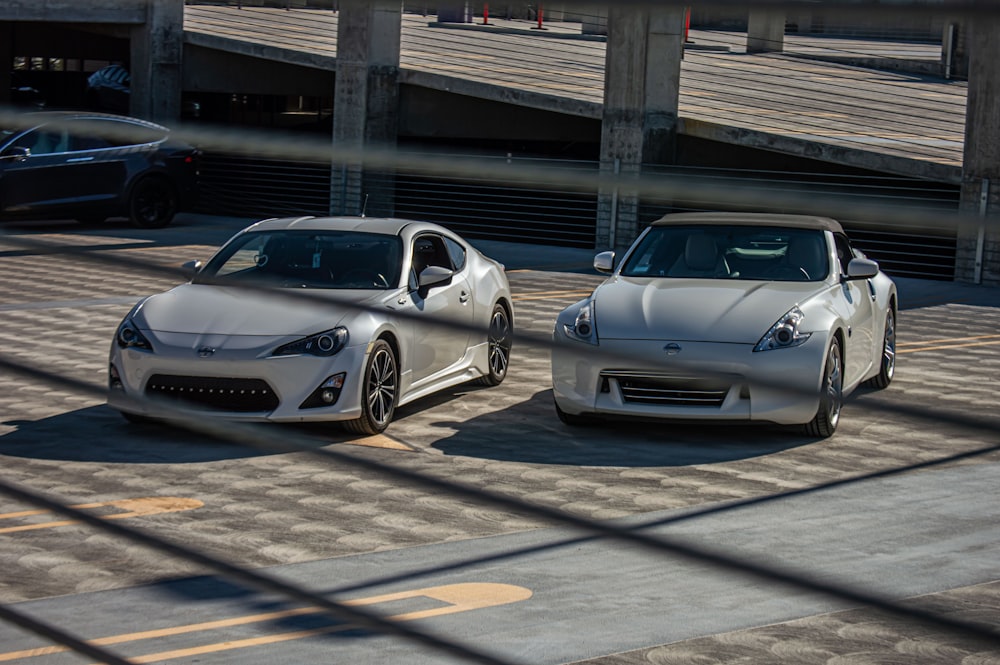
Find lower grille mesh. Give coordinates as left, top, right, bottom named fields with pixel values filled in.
left=605, top=373, right=730, bottom=407
left=145, top=375, right=279, bottom=412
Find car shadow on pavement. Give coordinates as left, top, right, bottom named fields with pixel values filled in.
left=426, top=389, right=813, bottom=467
left=0, top=404, right=342, bottom=464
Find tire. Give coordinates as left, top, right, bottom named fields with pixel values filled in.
left=863, top=307, right=896, bottom=389
left=476, top=303, right=513, bottom=387
left=128, top=177, right=178, bottom=229
left=343, top=339, right=398, bottom=435
left=804, top=336, right=843, bottom=438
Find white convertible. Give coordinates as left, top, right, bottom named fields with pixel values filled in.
left=108, top=216, right=513, bottom=434
left=551, top=212, right=897, bottom=437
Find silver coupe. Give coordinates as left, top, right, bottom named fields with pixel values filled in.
left=109, top=216, right=513, bottom=434
left=551, top=212, right=897, bottom=437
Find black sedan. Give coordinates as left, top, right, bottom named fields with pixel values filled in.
left=0, top=111, right=199, bottom=228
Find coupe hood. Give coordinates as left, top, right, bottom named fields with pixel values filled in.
left=132, top=283, right=383, bottom=336
left=593, top=277, right=825, bottom=343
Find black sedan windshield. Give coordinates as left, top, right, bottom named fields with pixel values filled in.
left=198, top=230, right=403, bottom=289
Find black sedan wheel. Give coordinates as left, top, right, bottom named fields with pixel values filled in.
left=804, top=337, right=843, bottom=438
left=128, top=177, right=178, bottom=229
left=476, top=303, right=512, bottom=386
left=864, top=308, right=896, bottom=389
left=344, top=339, right=397, bottom=435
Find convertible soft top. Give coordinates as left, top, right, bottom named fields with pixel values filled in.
left=650, top=212, right=844, bottom=233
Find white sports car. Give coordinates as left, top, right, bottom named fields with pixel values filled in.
left=108, top=216, right=513, bottom=434
left=551, top=212, right=897, bottom=437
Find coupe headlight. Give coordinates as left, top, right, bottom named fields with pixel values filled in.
left=563, top=301, right=598, bottom=345
left=754, top=306, right=811, bottom=352
left=116, top=318, right=153, bottom=351
left=273, top=327, right=348, bottom=357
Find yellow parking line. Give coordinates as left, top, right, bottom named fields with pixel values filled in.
left=0, top=497, right=203, bottom=534
left=513, top=290, right=592, bottom=301
left=0, top=583, right=532, bottom=663
left=347, top=434, right=415, bottom=451
left=897, top=333, right=1000, bottom=347
left=898, top=339, right=1000, bottom=354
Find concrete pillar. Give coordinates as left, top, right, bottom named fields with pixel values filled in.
left=331, top=0, right=401, bottom=217
left=747, top=9, right=785, bottom=54
left=941, top=19, right=969, bottom=80
left=437, top=3, right=471, bottom=23
left=0, top=23, right=12, bottom=107
left=597, top=4, right=684, bottom=251
left=956, top=13, right=1000, bottom=285
left=130, top=0, right=183, bottom=123
left=581, top=6, right=607, bottom=36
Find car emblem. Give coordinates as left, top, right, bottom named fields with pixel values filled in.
left=663, top=343, right=682, bottom=356
left=197, top=346, right=217, bottom=357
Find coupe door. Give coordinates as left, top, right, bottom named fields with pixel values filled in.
left=403, top=234, right=474, bottom=384
left=834, top=234, right=876, bottom=385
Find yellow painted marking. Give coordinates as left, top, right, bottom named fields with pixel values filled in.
left=896, top=333, right=1000, bottom=354
left=513, top=290, right=593, bottom=301
left=0, top=583, right=531, bottom=663
left=347, top=434, right=415, bottom=451
left=0, top=498, right=203, bottom=534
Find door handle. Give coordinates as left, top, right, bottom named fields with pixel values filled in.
left=66, top=157, right=94, bottom=163
left=459, top=291, right=470, bottom=303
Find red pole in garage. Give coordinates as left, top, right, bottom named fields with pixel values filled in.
left=532, top=3, right=547, bottom=30
left=481, top=2, right=489, bottom=25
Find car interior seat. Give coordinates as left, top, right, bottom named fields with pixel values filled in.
left=670, top=233, right=729, bottom=278
left=784, top=235, right=828, bottom=280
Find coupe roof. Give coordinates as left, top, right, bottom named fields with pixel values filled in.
left=650, top=212, right=844, bottom=233
left=246, top=215, right=425, bottom=236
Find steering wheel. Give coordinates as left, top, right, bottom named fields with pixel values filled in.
left=340, top=269, right=389, bottom=288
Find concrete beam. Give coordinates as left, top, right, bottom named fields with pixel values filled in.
left=184, top=30, right=337, bottom=72
left=957, top=13, right=1000, bottom=285
left=0, top=1, right=145, bottom=24
left=399, top=70, right=603, bottom=120
left=680, top=117, right=962, bottom=185
left=747, top=9, right=785, bottom=54
left=183, top=45, right=334, bottom=97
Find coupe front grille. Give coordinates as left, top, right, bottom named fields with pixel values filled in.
left=603, top=372, right=730, bottom=407
left=145, top=375, right=279, bottom=412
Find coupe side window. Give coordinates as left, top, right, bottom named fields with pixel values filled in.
left=833, top=234, right=854, bottom=275
left=14, top=129, right=67, bottom=155
left=444, top=237, right=467, bottom=272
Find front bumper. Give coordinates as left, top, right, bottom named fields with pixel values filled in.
left=108, top=338, right=369, bottom=423
left=551, top=333, right=830, bottom=426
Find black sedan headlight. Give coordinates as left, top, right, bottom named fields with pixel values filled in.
left=562, top=301, right=598, bottom=345
left=754, top=306, right=811, bottom=352
left=116, top=318, right=153, bottom=351
left=273, top=327, right=348, bottom=357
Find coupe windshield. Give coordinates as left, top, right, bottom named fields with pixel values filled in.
left=198, top=230, right=403, bottom=289
left=620, top=225, right=829, bottom=282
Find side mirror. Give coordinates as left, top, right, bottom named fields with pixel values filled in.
left=594, top=251, right=615, bottom=274
left=418, top=265, right=453, bottom=289
left=0, top=146, right=30, bottom=162
left=182, top=260, right=203, bottom=276
left=845, top=257, right=879, bottom=280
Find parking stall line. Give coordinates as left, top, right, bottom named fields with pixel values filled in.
left=0, top=583, right=532, bottom=663
left=897, top=334, right=1000, bottom=354
left=0, top=497, right=203, bottom=535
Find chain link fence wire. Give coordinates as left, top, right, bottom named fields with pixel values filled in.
left=2, top=0, right=1000, bottom=661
